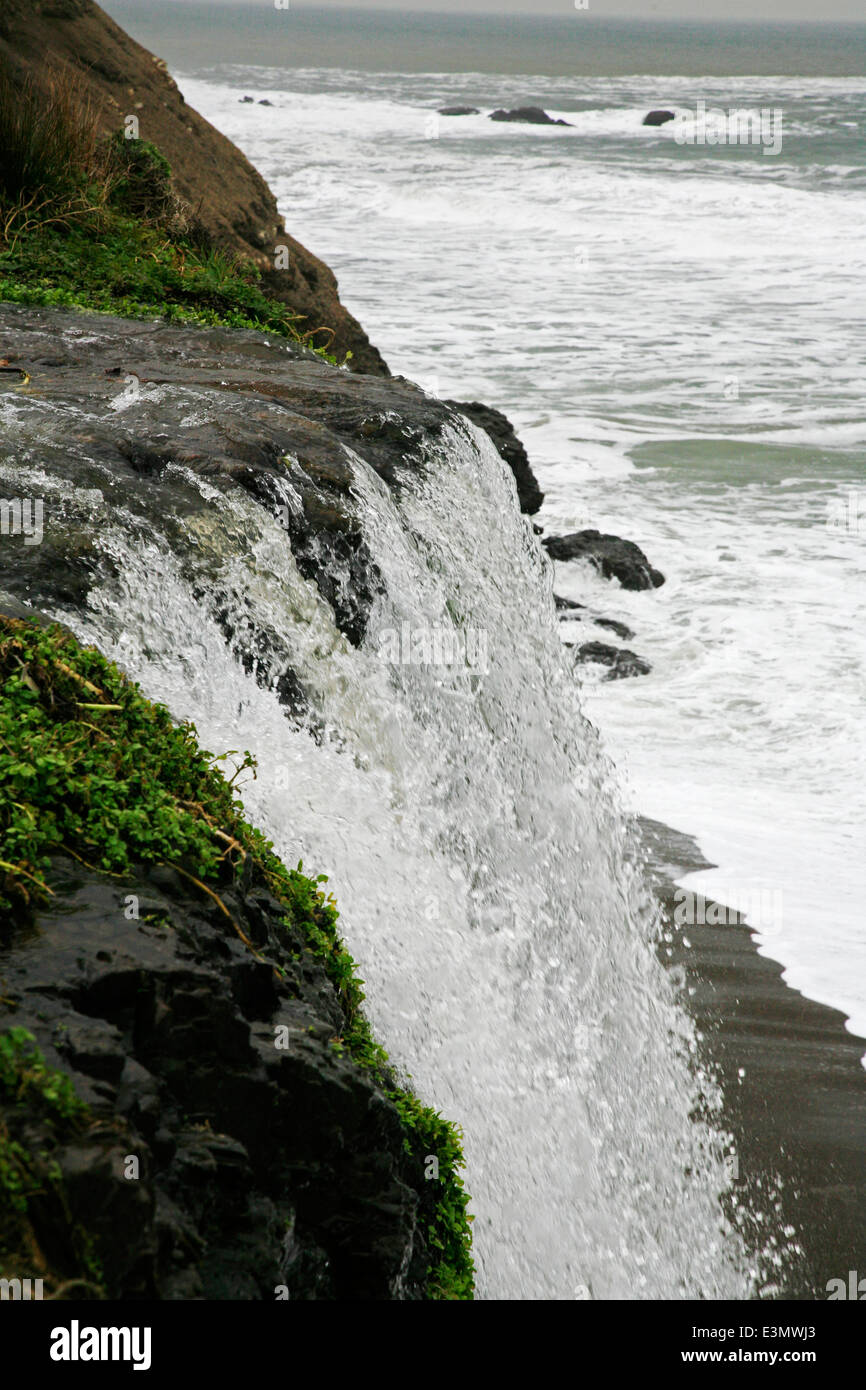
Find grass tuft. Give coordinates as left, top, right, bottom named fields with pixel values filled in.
left=0, top=66, right=107, bottom=211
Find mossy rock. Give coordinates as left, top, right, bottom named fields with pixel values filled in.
left=0, top=616, right=474, bottom=1299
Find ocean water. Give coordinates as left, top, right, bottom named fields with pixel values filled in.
left=105, top=6, right=866, bottom=1041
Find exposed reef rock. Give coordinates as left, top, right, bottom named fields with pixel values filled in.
left=445, top=400, right=544, bottom=514
left=438, top=106, right=480, bottom=117
left=0, top=0, right=388, bottom=375
left=594, top=617, right=634, bottom=641
left=571, top=640, right=651, bottom=681
left=543, top=530, right=665, bottom=590
left=490, top=107, right=572, bottom=127
left=643, top=110, right=676, bottom=127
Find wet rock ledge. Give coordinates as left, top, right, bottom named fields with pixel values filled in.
left=0, top=305, right=537, bottom=716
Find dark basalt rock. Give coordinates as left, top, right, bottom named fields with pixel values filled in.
left=571, top=641, right=651, bottom=681
left=438, top=106, right=479, bottom=117
left=489, top=107, right=572, bottom=127
left=643, top=109, right=676, bottom=127
left=0, top=851, right=432, bottom=1299
left=543, top=530, right=665, bottom=590
left=445, top=400, right=544, bottom=514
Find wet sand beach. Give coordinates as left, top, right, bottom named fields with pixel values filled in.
left=641, top=817, right=866, bottom=1300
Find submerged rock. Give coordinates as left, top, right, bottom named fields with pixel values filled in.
left=445, top=400, right=544, bottom=514
left=543, top=530, right=665, bottom=590
left=554, top=597, right=634, bottom=641
left=438, top=106, right=480, bottom=116
left=490, top=107, right=572, bottom=127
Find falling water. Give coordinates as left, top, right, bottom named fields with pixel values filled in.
left=2, top=385, right=753, bottom=1299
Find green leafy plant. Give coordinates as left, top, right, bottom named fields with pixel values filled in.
left=0, top=1028, right=87, bottom=1122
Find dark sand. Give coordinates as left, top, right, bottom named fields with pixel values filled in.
left=639, top=816, right=866, bottom=1301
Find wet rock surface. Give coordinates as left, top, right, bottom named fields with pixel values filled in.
left=543, top=529, right=665, bottom=589
left=554, top=597, right=634, bottom=642
left=594, top=617, right=634, bottom=641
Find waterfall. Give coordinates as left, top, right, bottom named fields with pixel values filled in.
left=1, top=361, right=752, bottom=1299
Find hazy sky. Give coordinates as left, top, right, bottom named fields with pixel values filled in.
left=182, top=0, right=866, bottom=20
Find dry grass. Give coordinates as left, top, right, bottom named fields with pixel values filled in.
left=0, top=62, right=115, bottom=245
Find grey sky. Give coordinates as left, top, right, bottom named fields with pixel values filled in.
left=191, top=0, right=866, bottom=20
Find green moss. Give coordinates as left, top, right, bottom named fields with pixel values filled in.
left=0, top=618, right=474, bottom=1298
left=389, top=1089, right=475, bottom=1301
left=0, top=213, right=336, bottom=354
left=0, top=1132, right=38, bottom=1214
